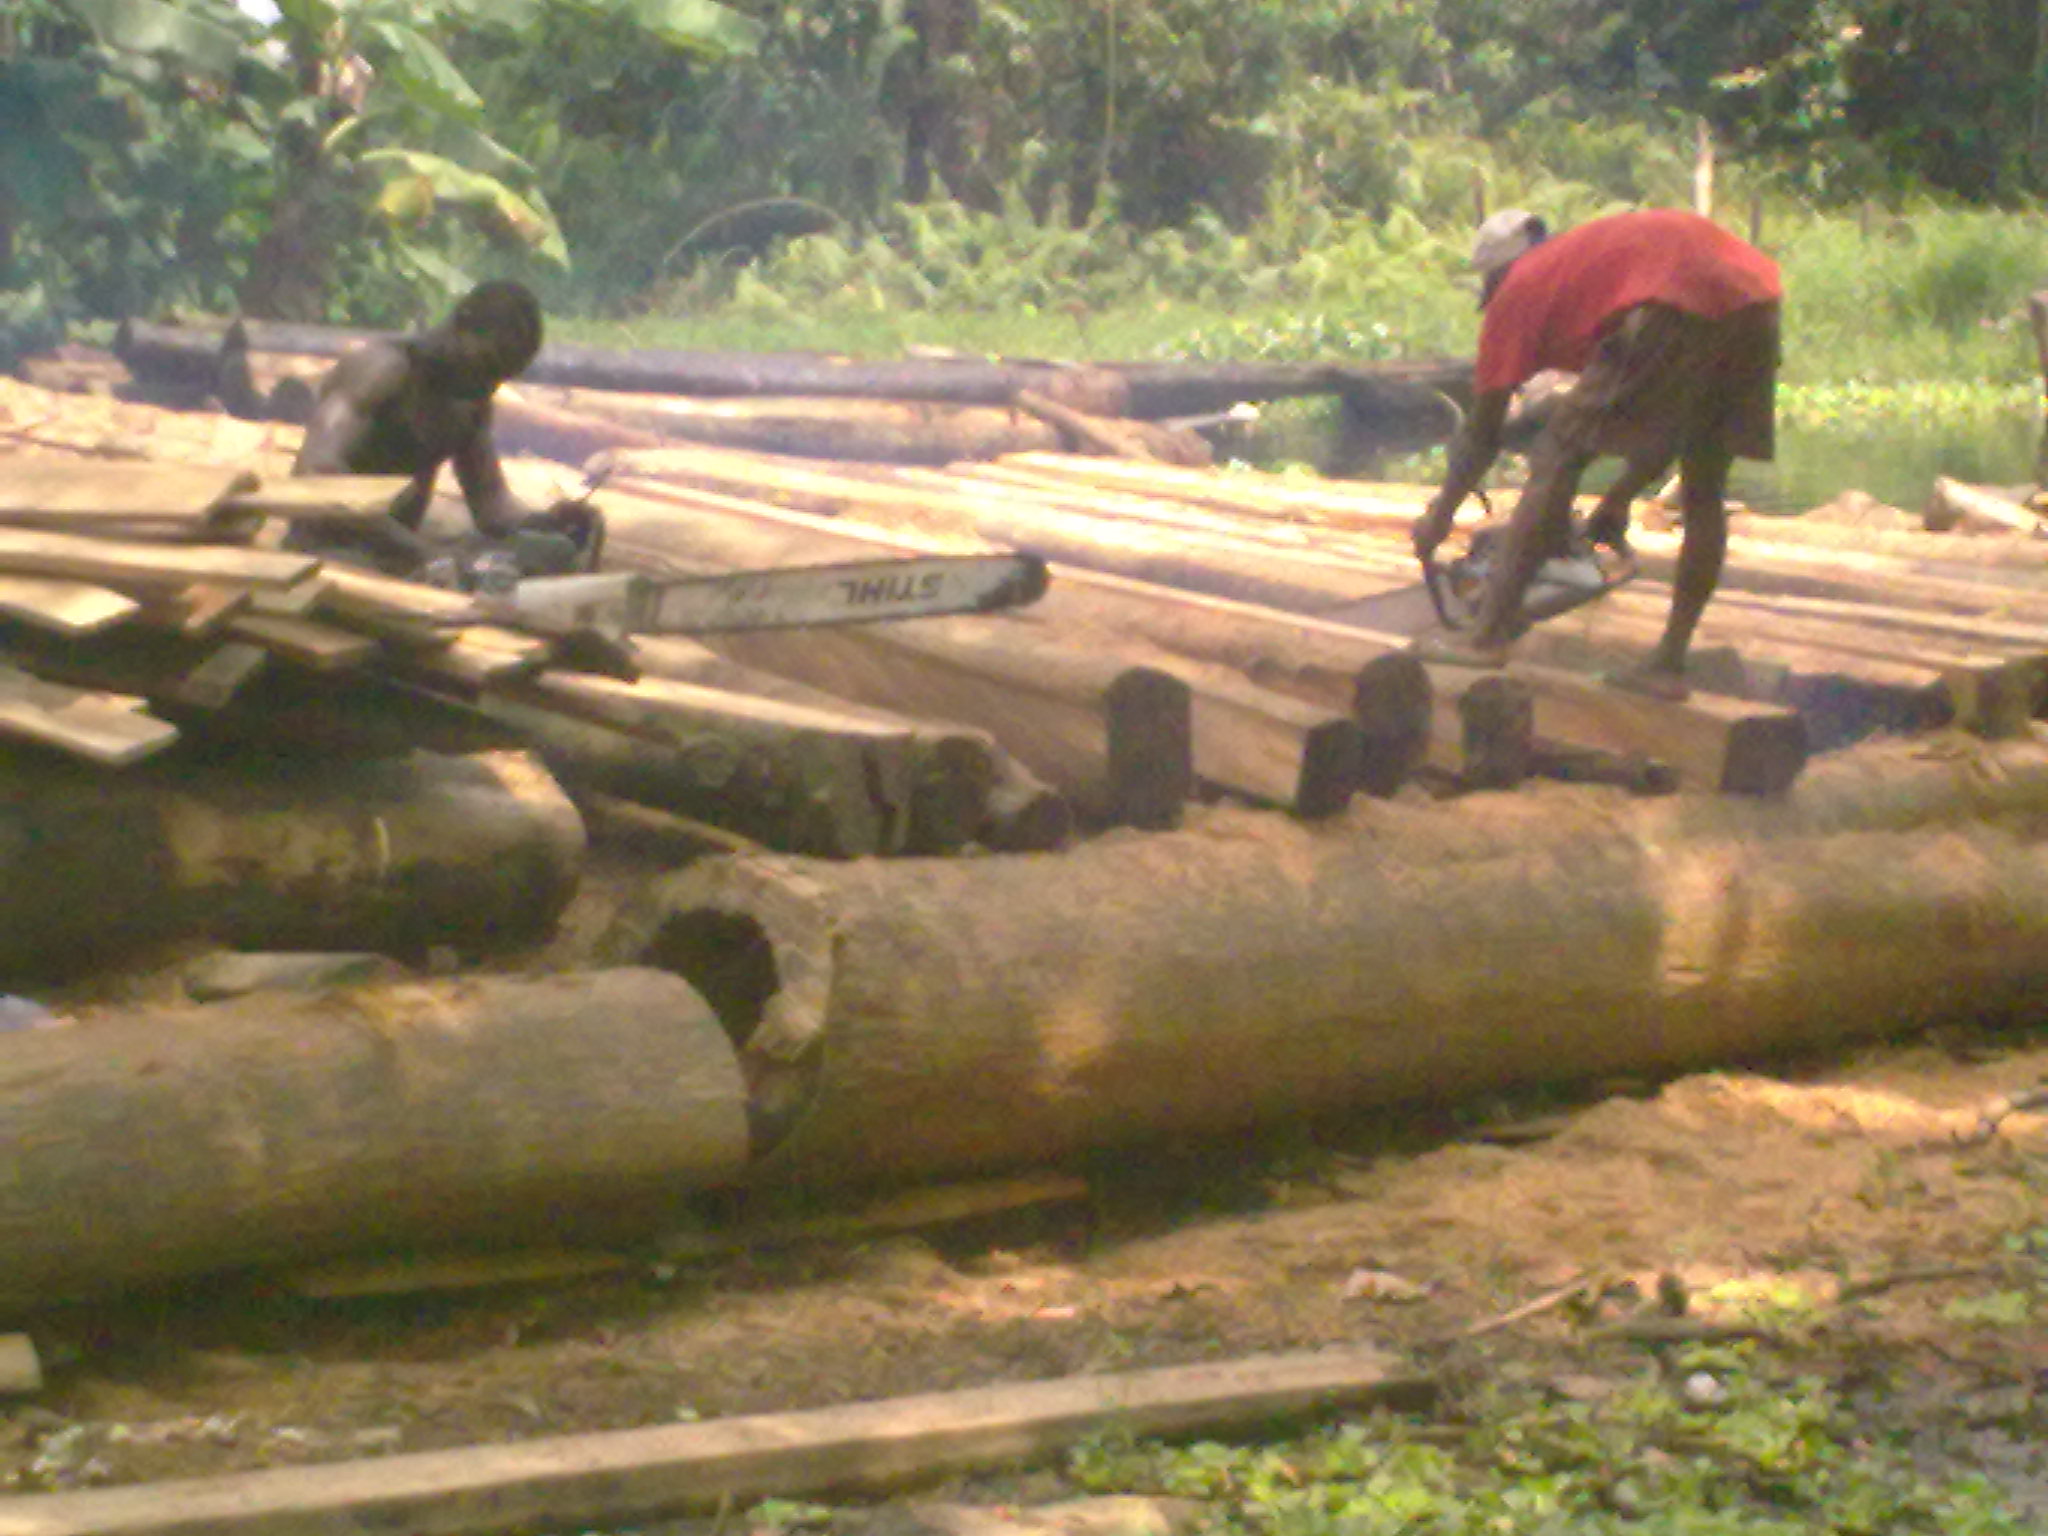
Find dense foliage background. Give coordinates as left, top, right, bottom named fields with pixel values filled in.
left=7, top=0, right=2048, bottom=402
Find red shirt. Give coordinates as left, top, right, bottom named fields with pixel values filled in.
left=1474, top=209, right=1782, bottom=395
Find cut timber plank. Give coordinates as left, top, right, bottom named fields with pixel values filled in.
left=395, top=626, right=554, bottom=692
left=227, top=613, right=381, bottom=673
left=0, top=526, right=318, bottom=590
left=0, top=1344, right=1423, bottom=1536
left=245, top=574, right=331, bottom=617
left=0, top=664, right=179, bottom=766
left=219, top=475, right=412, bottom=523
left=318, top=564, right=478, bottom=626
left=1923, top=476, right=2043, bottom=537
left=0, top=574, right=139, bottom=635
left=989, top=452, right=1418, bottom=534
left=1488, top=660, right=1807, bottom=795
left=0, top=461, right=258, bottom=522
left=599, top=473, right=1796, bottom=796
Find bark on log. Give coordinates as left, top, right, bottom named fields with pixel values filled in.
left=478, top=668, right=1001, bottom=858
left=0, top=749, right=583, bottom=980
left=600, top=736, right=2048, bottom=1187
left=628, top=637, right=1068, bottom=852
left=0, top=969, right=748, bottom=1314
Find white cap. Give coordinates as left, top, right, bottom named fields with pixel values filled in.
left=1471, top=209, right=1546, bottom=278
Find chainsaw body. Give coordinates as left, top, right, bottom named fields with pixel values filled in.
left=1422, top=516, right=1638, bottom=636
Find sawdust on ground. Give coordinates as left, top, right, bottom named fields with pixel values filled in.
left=6, top=980, right=2044, bottom=1496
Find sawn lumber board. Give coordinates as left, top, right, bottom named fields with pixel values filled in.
left=0, top=1344, right=1423, bottom=1536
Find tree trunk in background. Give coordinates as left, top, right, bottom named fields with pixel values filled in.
left=903, top=0, right=978, bottom=203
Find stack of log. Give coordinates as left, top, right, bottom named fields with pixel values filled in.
left=19, top=330, right=2048, bottom=815
left=0, top=444, right=1068, bottom=864
left=10, top=349, right=2048, bottom=1319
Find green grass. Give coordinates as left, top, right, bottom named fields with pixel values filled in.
left=1056, top=1348, right=2038, bottom=1535
left=554, top=202, right=2048, bottom=394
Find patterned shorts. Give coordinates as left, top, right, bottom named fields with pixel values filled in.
left=1550, top=301, right=1780, bottom=465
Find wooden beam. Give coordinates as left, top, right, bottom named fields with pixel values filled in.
left=0, top=1345, right=1423, bottom=1536
left=227, top=613, right=382, bottom=673
left=628, top=637, right=1065, bottom=852
left=706, top=621, right=1194, bottom=830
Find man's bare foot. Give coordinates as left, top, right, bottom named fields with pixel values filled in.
left=1603, top=663, right=1690, bottom=701
left=1412, top=633, right=1511, bottom=669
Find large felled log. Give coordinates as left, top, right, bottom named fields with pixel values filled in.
left=628, top=637, right=1069, bottom=851
left=499, top=473, right=1194, bottom=827
left=578, top=478, right=1357, bottom=816
left=0, top=969, right=747, bottom=1314
left=108, top=322, right=1467, bottom=420
left=599, top=735, right=2048, bottom=1187
left=596, top=445, right=1391, bottom=613
left=478, top=668, right=1001, bottom=857
left=509, top=384, right=1070, bottom=465
left=0, top=749, right=583, bottom=979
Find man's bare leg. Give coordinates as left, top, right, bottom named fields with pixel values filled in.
left=1469, top=430, right=1595, bottom=649
left=1582, top=450, right=1672, bottom=554
left=1606, top=442, right=1731, bottom=700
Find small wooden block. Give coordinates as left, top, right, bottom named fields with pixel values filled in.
left=228, top=613, right=381, bottom=673
left=0, top=664, right=180, bottom=765
left=0, top=574, right=139, bottom=636
left=0, top=1332, right=42, bottom=1397
left=165, top=642, right=270, bottom=709
left=160, top=580, right=254, bottom=637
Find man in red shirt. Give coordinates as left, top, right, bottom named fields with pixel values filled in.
left=1411, top=207, right=1783, bottom=697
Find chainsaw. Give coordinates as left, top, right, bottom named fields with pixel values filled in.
left=471, top=550, right=1050, bottom=636
left=1419, top=492, right=1638, bottom=637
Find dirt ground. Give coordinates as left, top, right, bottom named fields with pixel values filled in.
left=6, top=875, right=2046, bottom=1516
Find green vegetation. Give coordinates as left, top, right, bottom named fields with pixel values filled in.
left=1055, top=1349, right=2037, bottom=1535
left=9, top=1, right=2048, bottom=496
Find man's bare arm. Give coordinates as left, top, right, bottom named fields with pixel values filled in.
left=450, top=410, right=530, bottom=537
left=293, top=347, right=408, bottom=475
left=1413, top=389, right=1511, bottom=559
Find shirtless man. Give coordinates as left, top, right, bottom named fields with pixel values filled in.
left=1411, top=208, right=1783, bottom=697
left=291, top=280, right=599, bottom=578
